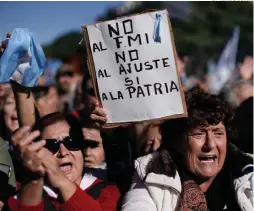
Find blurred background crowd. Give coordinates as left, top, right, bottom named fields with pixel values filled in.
left=0, top=0, right=252, bottom=165
left=0, top=0, right=253, bottom=168
left=0, top=2, right=253, bottom=210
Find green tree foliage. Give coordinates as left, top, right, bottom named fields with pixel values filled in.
left=173, top=1, right=253, bottom=61
left=96, top=2, right=167, bottom=21
left=43, top=32, right=83, bottom=61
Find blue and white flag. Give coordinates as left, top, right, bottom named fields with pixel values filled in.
left=0, top=28, right=46, bottom=87
left=208, top=26, right=240, bottom=94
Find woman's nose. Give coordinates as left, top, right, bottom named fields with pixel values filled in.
left=84, top=147, right=92, bottom=156
left=57, top=143, right=70, bottom=158
left=204, top=133, right=216, bottom=150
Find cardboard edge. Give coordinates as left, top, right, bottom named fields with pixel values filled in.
left=84, top=9, right=165, bottom=28
left=81, top=26, right=103, bottom=109
left=165, top=10, right=188, bottom=118
left=81, top=9, right=188, bottom=129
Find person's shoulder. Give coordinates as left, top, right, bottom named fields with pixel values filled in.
left=90, top=178, right=119, bottom=191
left=92, top=178, right=119, bottom=191
left=87, top=178, right=120, bottom=201
left=134, top=153, right=156, bottom=180
left=133, top=152, right=181, bottom=192
left=134, top=151, right=177, bottom=180
left=0, top=137, right=7, bottom=148
left=228, top=144, right=254, bottom=178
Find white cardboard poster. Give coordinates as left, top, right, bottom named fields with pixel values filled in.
left=84, top=10, right=186, bottom=124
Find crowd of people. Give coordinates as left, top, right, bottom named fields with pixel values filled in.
left=0, top=29, right=253, bottom=211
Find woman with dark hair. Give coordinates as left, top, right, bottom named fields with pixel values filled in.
left=0, top=88, right=18, bottom=145
left=9, top=112, right=120, bottom=211
left=0, top=33, right=120, bottom=210
left=121, top=87, right=253, bottom=211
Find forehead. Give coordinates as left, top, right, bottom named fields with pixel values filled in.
left=59, top=75, right=72, bottom=79
left=42, top=120, right=70, bottom=139
left=82, top=128, right=102, bottom=143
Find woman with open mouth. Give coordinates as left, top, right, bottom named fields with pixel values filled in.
left=0, top=88, right=19, bottom=144
left=9, top=112, right=120, bottom=211
left=121, top=87, right=253, bottom=211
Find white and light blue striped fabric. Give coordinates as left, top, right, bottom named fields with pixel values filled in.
left=153, top=13, right=162, bottom=43
left=208, top=26, right=240, bottom=94
left=0, top=28, right=46, bottom=87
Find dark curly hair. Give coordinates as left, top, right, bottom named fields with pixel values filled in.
left=146, top=87, right=236, bottom=178
left=162, top=87, right=236, bottom=151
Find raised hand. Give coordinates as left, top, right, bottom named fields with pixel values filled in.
left=89, top=100, right=108, bottom=127
left=11, top=126, right=46, bottom=178
left=41, top=148, right=77, bottom=201
left=40, top=148, right=65, bottom=188
left=239, top=56, right=253, bottom=81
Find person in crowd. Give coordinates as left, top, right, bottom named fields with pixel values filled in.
left=0, top=83, right=11, bottom=98
left=232, top=80, right=253, bottom=107
left=8, top=112, right=120, bottom=211
left=135, top=121, right=162, bottom=157
left=32, top=85, right=61, bottom=117
left=82, top=126, right=108, bottom=180
left=1, top=34, right=120, bottom=210
left=87, top=101, right=165, bottom=198
left=126, top=121, right=162, bottom=160
left=0, top=88, right=18, bottom=143
left=238, top=56, right=253, bottom=81
left=82, top=76, right=97, bottom=111
left=73, top=76, right=84, bottom=111
left=73, top=74, right=97, bottom=116
left=3, top=82, right=120, bottom=211
left=0, top=84, right=60, bottom=142
left=72, top=74, right=96, bottom=120
left=223, top=79, right=253, bottom=108
left=88, top=101, right=163, bottom=159
left=55, top=64, right=77, bottom=113
left=0, top=137, right=16, bottom=211
left=233, top=96, right=253, bottom=154
left=121, top=87, right=253, bottom=211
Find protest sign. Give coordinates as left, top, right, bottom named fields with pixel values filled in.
left=82, top=9, right=187, bottom=126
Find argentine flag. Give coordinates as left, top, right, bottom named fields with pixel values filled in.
left=0, top=28, right=46, bottom=87
left=208, top=26, right=240, bottom=94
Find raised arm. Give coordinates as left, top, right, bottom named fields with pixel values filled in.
left=11, top=81, right=37, bottom=127
left=1, top=31, right=45, bottom=210
left=0, top=32, right=38, bottom=128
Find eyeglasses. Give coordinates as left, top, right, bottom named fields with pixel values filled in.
left=45, top=136, right=83, bottom=154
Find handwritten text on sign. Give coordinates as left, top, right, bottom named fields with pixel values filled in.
left=86, top=10, right=185, bottom=123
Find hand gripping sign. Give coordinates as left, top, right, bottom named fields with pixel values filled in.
left=82, top=9, right=187, bottom=127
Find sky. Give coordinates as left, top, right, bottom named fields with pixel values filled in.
left=0, top=1, right=124, bottom=45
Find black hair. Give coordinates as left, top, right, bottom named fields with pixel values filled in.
left=32, top=112, right=84, bottom=147
left=55, top=71, right=73, bottom=81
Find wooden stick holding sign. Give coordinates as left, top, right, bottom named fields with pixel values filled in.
left=82, top=9, right=187, bottom=127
